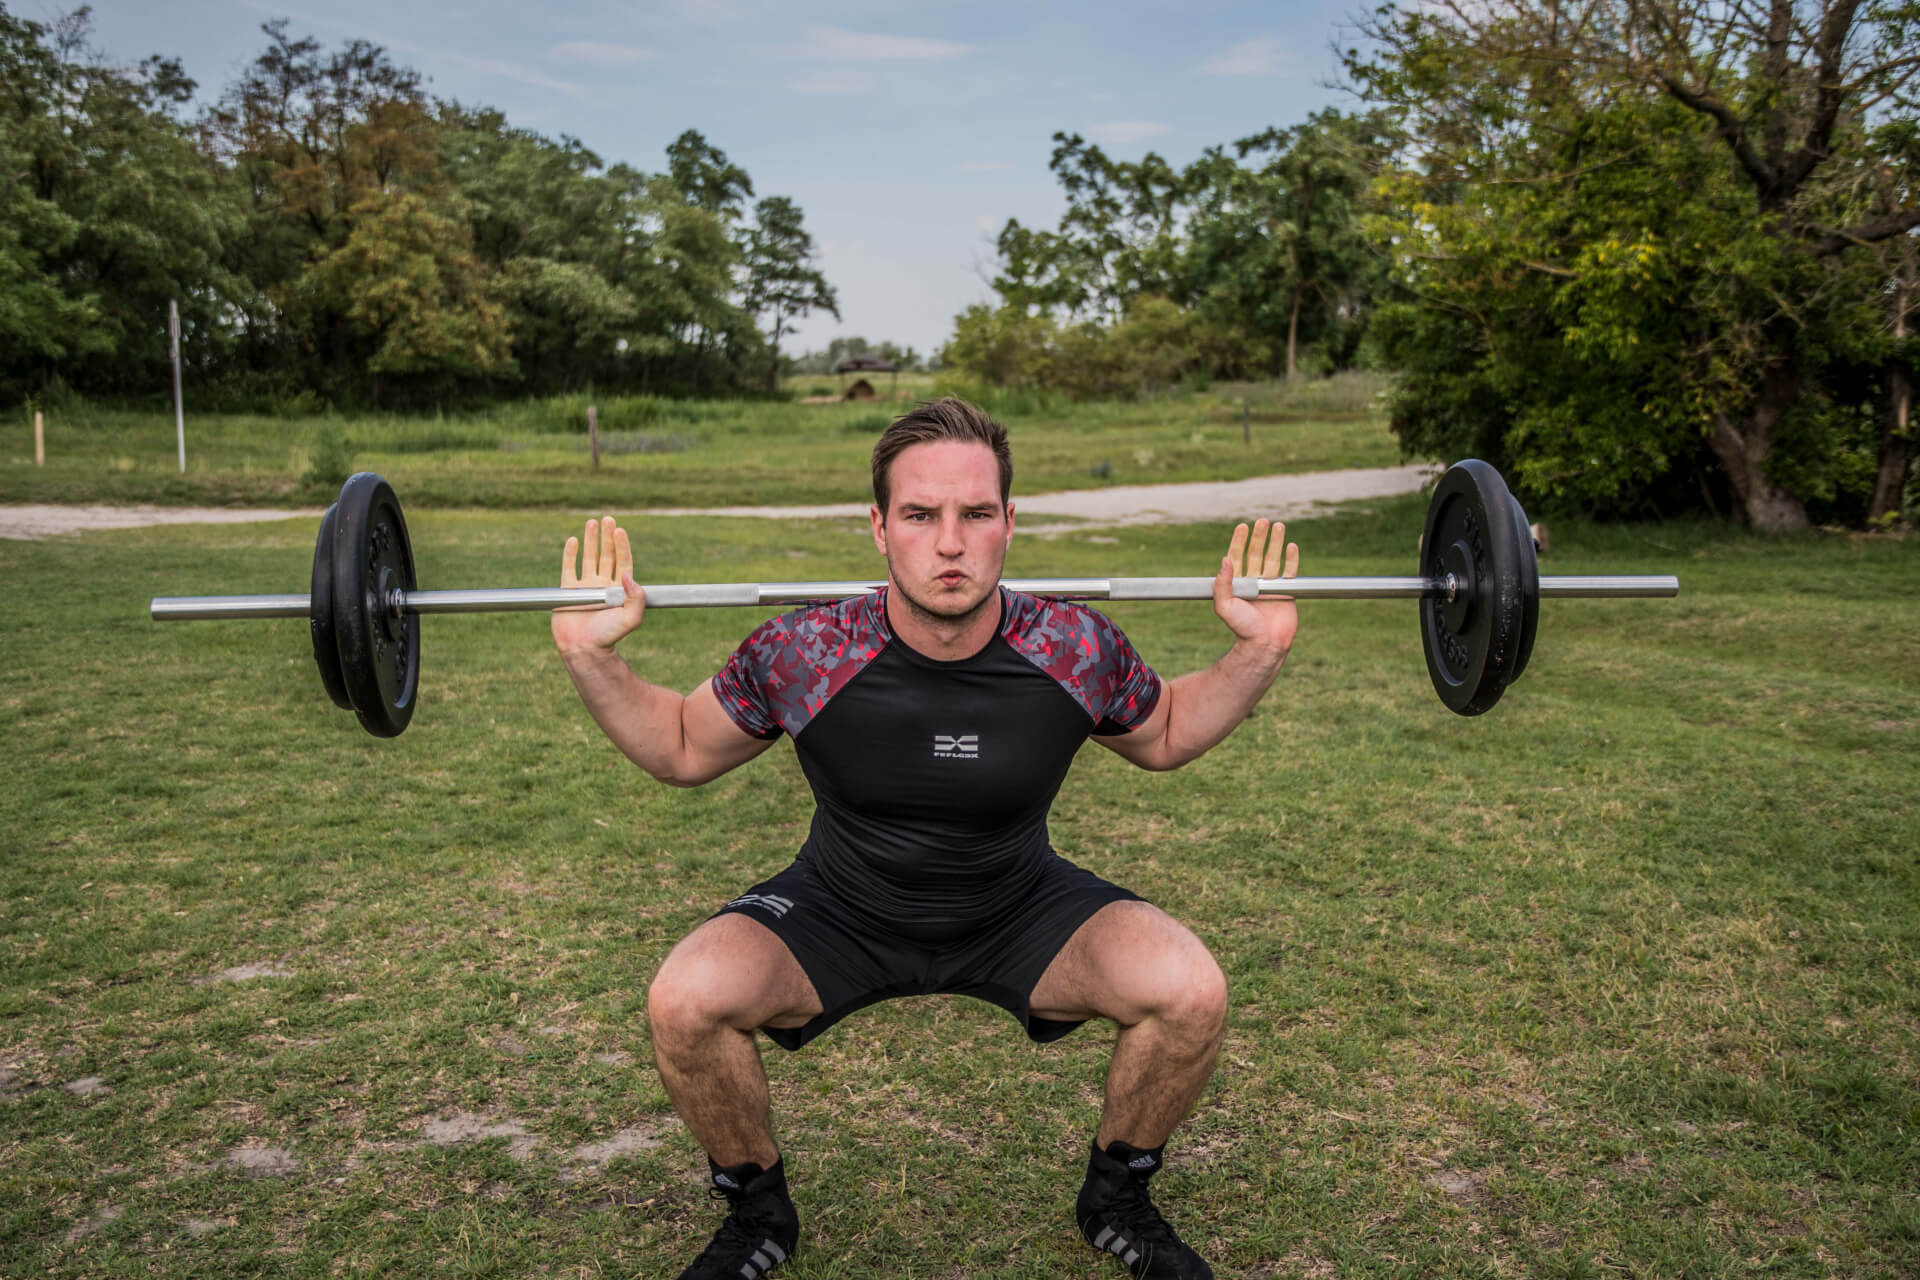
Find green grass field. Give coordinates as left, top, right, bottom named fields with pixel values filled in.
left=3, top=497, right=1916, bottom=1278
left=0, top=375, right=1400, bottom=509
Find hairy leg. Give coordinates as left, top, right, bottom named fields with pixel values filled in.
left=647, top=913, right=824, bottom=1168
left=1029, top=901, right=1228, bottom=1148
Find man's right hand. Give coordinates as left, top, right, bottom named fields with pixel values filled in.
left=552, top=515, right=647, bottom=655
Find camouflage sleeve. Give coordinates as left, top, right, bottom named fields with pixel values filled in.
left=1088, top=612, right=1163, bottom=735
left=709, top=615, right=789, bottom=740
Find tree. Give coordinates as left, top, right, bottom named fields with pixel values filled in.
left=665, top=129, right=753, bottom=220
left=1352, top=0, right=1920, bottom=529
left=741, top=195, right=837, bottom=390
left=0, top=5, right=238, bottom=397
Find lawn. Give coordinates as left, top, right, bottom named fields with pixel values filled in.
left=0, top=374, right=1403, bottom=509
left=2, top=497, right=1915, bottom=1277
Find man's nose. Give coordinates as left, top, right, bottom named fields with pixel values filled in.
left=936, top=514, right=966, bottom=554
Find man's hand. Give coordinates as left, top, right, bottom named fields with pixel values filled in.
left=1212, top=518, right=1300, bottom=655
left=552, top=515, right=647, bottom=655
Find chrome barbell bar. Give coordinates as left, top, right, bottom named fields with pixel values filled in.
left=149, top=573, right=1679, bottom=622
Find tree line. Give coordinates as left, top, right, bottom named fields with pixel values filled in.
left=947, top=0, right=1917, bottom=529
left=0, top=8, right=838, bottom=408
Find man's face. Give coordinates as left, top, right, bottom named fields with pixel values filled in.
left=870, top=439, right=1014, bottom=623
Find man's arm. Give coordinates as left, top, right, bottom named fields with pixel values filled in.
left=553, top=516, right=775, bottom=787
left=1097, top=518, right=1298, bottom=773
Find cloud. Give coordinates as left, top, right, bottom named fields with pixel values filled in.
left=1086, top=120, right=1171, bottom=146
left=1202, top=36, right=1293, bottom=77
left=794, top=26, right=973, bottom=60
left=958, top=161, right=1007, bottom=173
left=548, top=42, right=658, bottom=66
left=974, top=213, right=998, bottom=233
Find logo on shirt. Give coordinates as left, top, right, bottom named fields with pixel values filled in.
left=724, top=893, right=794, bottom=919
left=932, top=733, right=979, bottom=760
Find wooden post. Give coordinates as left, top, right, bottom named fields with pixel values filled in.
left=1242, top=397, right=1251, bottom=447
left=34, top=410, right=44, bottom=466
left=588, top=404, right=600, bottom=470
left=169, top=300, right=185, bottom=473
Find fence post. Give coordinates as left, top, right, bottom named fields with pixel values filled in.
left=170, top=300, right=186, bottom=473
left=1242, top=397, right=1250, bottom=447
left=588, top=405, right=600, bottom=470
left=34, top=410, right=44, bottom=466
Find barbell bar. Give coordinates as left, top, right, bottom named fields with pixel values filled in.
left=147, top=462, right=1680, bottom=737
left=151, top=572, right=1676, bottom=622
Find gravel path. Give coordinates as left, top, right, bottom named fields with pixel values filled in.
left=0, top=463, right=1437, bottom=540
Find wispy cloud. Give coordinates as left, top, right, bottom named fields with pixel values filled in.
left=1202, top=36, right=1293, bottom=77
left=1086, top=120, right=1171, bottom=146
left=548, top=42, right=658, bottom=66
left=238, top=3, right=582, bottom=96
left=794, top=26, right=973, bottom=60
left=974, top=213, right=999, bottom=232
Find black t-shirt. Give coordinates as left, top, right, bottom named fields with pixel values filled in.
left=710, top=587, right=1163, bottom=942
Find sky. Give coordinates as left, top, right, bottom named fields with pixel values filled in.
left=55, top=0, right=1366, bottom=360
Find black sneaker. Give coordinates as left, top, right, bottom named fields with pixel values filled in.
left=676, top=1158, right=799, bottom=1280
left=1075, top=1141, right=1213, bottom=1280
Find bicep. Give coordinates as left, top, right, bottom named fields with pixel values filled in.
left=679, top=679, right=778, bottom=783
left=1091, top=686, right=1172, bottom=770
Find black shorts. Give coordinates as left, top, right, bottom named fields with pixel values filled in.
left=714, top=854, right=1142, bottom=1051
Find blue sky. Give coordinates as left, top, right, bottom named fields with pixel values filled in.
left=60, top=0, right=1364, bottom=359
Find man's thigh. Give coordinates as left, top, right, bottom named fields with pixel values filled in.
left=652, top=912, right=826, bottom=1031
left=1026, top=900, right=1221, bottom=1025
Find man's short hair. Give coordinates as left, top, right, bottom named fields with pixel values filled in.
left=870, top=398, right=1013, bottom=517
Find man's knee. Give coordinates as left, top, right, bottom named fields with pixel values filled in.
left=647, top=915, right=816, bottom=1042
left=1156, top=945, right=1228, bottom=1044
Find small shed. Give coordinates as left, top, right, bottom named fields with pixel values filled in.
left=844, top=377, right=878, bottom=401
left=835, top=355, right=899, bottom=397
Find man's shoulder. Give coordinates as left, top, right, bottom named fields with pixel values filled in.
left=999, top=588, right=1133, bottom=649
left=735, top=590, right=890, bottom=668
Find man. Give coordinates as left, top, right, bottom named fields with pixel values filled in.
left=552, top=398, right=1299, bottom=1280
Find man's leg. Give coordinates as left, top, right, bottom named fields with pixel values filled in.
left=647, top=912, right=825, bottom=1167
left=1028, top=900, right=1228, bottom=1147
left=1029, top=899, right=1226, bottom=1280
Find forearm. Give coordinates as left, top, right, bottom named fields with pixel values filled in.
left=558, top=645, right=703, bottom=785
left=1150, top=638, right=1289, bottom=769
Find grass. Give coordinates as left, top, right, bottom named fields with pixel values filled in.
left=0, top=374, right=1405, bottom=509
left=2, top=497, right=1916, bottom=1277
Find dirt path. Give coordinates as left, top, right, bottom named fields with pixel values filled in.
left=0, top=464, right=1437, bottom=540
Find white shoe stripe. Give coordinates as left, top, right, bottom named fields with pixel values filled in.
left=1094, top=1226, right=1115, bottom=1249
left=749, top=1248, right=772, bottom=1270
left=764, top=1241, right=787, bottom=1264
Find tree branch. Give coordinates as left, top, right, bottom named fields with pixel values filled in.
left=1808, top=207, right=1920, bottom=256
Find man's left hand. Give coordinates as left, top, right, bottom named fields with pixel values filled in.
left=1212, top=518, right=1299, bottom=655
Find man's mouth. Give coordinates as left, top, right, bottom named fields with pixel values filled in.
left=936, top=571, right=967, bottom=587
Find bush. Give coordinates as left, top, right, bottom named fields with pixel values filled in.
left=301, top=423, right=354, bottom=492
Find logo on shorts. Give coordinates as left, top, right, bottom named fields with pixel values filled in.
left=933, top=733, right=979, bottom=759
left=725, top=893, right=794, bottom=919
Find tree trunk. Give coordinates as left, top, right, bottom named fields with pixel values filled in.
left=1707, top=357, right=1810, bottom=531
left=1869, top=360, right=1912, bottom=525
left=1869, top=241, right=1914, bottom=526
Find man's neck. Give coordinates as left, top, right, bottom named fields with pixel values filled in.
left=884, top=582, right=1004, bottom=661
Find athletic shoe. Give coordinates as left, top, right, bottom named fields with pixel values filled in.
left=676, top=1158, right=799, bottom=1280
left=1075, top=1140, right=1214, bottom=1280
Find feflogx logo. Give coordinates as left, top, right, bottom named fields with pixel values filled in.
left=932, top=733, right=979, bottom=760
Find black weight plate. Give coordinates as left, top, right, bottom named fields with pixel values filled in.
left=1418, top=459, right=1529, bottom=715
left=309, top=501, right=353, bottom=709
left=330, top=472, right=420, bottom=737
left=1506, top=489, right=1539, bottom=685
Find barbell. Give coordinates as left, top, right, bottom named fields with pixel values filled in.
left=149, top=461, right=1678, bottom=737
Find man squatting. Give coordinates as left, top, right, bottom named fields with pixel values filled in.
left=552, top=398, right=1300, bottom=1280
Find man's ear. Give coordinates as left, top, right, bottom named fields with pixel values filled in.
left=870, top=504, right=887, bottom=554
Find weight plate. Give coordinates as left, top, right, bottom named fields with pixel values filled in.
left=308, top=501, right=352, bottom=710
left=1418, top=459, right=1529, bottom=715
left=330, top=472, right=420, bottom=737
left=1506, top=489, right=1539, bottom=685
